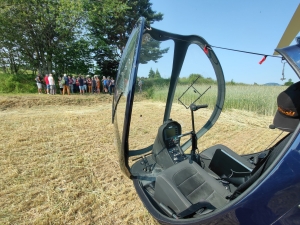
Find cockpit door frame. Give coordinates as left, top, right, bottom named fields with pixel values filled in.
left=113, top=18, right=226, bottom=178
left=144, top=28, right=226, bottom=151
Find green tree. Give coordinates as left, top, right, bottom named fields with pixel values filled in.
left=0, top=0, right=87, bottom=74
left=54, top=38, right=94, bottom=75
left=87, top=0, right=164, bottom=77
left=148, top=68, right=155, bottom=78
left=85, top=0, right=128, bottom=77
left=88, top=0, right=163, bottom=54
left=154, top=68, right=161, bottom=78
left=284, top=79, right=293, bottom=86
left=139, top=34, right=169, bottom=64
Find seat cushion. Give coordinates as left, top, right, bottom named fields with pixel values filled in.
left=154, top=159, right=230, bottom=216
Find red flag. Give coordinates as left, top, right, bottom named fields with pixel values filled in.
left=259, top=56, right=267, bottom=64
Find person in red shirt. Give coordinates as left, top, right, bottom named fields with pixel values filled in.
left=44, top=74, right=50, bottom=94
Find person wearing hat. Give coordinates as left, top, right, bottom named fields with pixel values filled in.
left=272, top=81, right=300, bottom=132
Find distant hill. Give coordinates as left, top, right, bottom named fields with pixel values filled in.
left=263, top=83, right=281, bottom=86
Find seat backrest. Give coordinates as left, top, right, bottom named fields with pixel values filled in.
left=228, top=133, right=292, bottom=200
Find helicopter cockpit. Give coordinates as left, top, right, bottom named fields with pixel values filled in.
left=112, top=17, right=300, bottom=223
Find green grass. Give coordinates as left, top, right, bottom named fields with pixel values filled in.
left=147, top=85, right=286, bottom=116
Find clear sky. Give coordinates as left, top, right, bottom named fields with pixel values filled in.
left=140, top=0, right=300, bottom=85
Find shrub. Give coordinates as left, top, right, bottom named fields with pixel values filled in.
left=145, top=87, right=155, bottom=99
left=0, top=73, right=36, bottom=93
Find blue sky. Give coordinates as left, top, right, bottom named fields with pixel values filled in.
left=139, top=0, right=300, bottom=85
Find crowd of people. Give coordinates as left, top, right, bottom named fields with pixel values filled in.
left=35, top=74, right=115, bottom=95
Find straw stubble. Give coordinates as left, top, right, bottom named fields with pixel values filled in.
left=0, top=94, right=282, bottom=224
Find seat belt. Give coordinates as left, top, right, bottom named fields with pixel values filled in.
left=250, top=133, right=289, bottom=176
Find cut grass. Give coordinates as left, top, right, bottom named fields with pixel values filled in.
left=0, top=94, right=284, bottom=224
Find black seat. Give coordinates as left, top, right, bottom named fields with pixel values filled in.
left=153, top=159, right=231, bottom=218
left=153, top=133, right=292, bottom=217
left=200, top=144, right=255, bottom=170
left=201, top=133, right=292, bottom=197
left=228, top=132, right=292, bottom=199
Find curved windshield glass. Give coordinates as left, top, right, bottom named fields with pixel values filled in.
left=128, top=34, right=173, bottom=151
left=170, top=43, right=218, bottom=149
left=113, top=17, right=145, bottom=176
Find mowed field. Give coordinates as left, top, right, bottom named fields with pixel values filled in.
left=0, top=94, right=284, bottom=225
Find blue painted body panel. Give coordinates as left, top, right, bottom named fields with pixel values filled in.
left=233, top=132, right=300, bottom=225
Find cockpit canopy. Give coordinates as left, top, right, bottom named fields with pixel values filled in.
left=112, top=17, right=226, bottom=177
left=113, top=17, right=300, bottom=178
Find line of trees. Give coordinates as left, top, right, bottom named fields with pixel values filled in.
left=0, top=0, right=164, bottom=78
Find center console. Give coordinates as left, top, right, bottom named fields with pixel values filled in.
left=152, top=119, right=187, bottom=169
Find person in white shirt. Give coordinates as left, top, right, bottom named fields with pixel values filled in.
left=48, top=74, right=56, bottom=95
